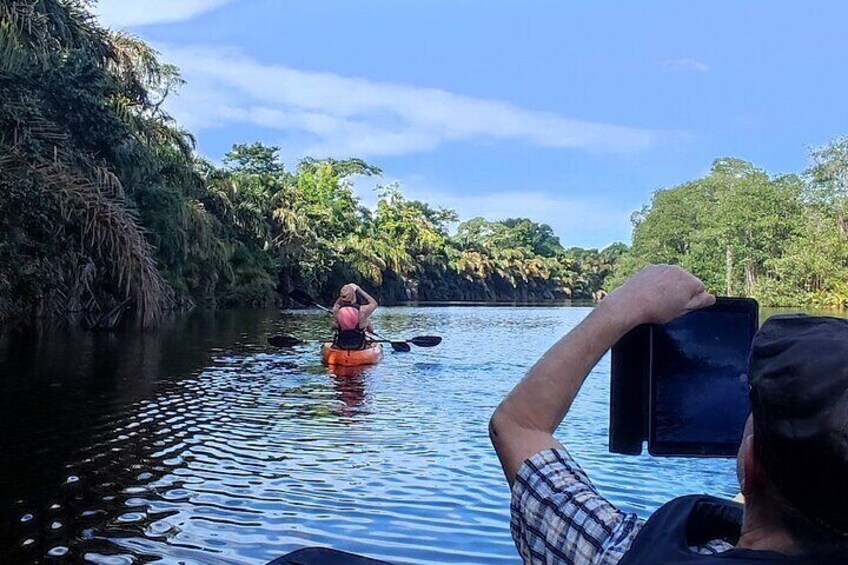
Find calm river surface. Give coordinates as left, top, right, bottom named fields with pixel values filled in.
left=1, top=306, right=806, bottom=564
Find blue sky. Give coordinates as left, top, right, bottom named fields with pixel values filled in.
left=95, top=1, right=848, bottom=248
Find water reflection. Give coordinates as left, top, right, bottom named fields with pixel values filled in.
left=328, top=366, right=371, bottom=419
left=0, top=309, right=284, bottom=563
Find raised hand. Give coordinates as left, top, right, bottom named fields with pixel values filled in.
left=607, top=264, right=716, bottom=326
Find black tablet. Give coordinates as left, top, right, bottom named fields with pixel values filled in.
left=647, top=298, right=758, bottom=457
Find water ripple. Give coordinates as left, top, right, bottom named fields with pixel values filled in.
left=1, top=306, right=743, bottom=564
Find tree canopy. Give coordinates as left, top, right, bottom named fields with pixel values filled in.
left=612, top=147, right=848, bottom=309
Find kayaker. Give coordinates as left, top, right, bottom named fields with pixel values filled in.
left=490, top=265, right=848, bottom=564
left=331, top=283, right=378, bottom=349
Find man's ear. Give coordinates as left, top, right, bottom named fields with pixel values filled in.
left=740, top=433, right=763, bottom=496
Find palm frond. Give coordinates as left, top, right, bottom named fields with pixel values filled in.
left=1, top=134, right=172, bottom=326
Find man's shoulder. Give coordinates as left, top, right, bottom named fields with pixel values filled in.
left=512, top=451, right=740, bottom=564
left=510, top=448, right=643, bottom=564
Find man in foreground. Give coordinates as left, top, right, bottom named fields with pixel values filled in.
left=490, top=265, right=847, bottom=563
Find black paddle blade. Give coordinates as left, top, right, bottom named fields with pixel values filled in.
left=288, top=289, right=316, bottom=306
left=408, top=336, right=442, bottom=347
left=390, top=341, right=412, bottom=353
left=267, top=335, right=303, bottom=347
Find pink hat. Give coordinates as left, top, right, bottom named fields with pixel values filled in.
left=336, top=306, right=360, bottom=331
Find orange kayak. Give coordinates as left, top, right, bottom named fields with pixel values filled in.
left=321, top=342, right=383, bottom=367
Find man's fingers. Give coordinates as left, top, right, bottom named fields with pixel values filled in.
left=686, top=292, right=716, bottom=312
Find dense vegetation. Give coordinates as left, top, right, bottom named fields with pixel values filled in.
left=0, top=1, right=618, bottom=328
left=612, top=144, right=848, bottom=309
left=5, top=2, right=847, bottom=329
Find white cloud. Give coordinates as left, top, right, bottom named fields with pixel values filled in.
left=351, top=176, right=634, bottom=248
left=93, top=0, right=233, bottom=28
left=662, top=58, right=711, bottom=73
left=159, top=45, right=670, bottom=159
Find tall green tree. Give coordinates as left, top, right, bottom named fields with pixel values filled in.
left=612, top=150, right=848, bottom=309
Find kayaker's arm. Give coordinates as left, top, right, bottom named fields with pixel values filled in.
left=354, top=285, right=379, bottom=319
left=330, top=297, right=344, bottom=329
left=489, top=265, right=715, bottom=485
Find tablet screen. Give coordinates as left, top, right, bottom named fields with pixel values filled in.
left=649, top=309, right=754, bottom=456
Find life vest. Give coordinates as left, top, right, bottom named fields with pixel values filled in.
left=333, top=328, right=366, bottom=350
left=619, top=495, right=842, bottom=564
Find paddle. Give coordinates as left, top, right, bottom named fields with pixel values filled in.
left=287, top=289, right=441, bottom=353
left=370, top=330, right=411, bottom=352
left=403, top=335, right=442, bottom=347
left=267, top=334, right=442, bottom=349
left=289, top=289, right=333, bottom=314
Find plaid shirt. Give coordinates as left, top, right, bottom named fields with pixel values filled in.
left=510, top=448, right=733, bottom=564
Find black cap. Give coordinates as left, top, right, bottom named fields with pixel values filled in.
left=749, top=314, right=848, bottom=537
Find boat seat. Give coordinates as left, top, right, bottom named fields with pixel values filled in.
left=266, top=547, right=393, bottom=565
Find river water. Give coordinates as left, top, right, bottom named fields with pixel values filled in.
left=1, top=305, right=776, bottom=564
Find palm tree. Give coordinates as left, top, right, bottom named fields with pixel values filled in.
left=0, top=0, right=192, bottom=325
